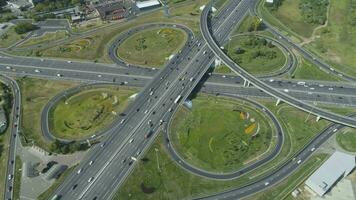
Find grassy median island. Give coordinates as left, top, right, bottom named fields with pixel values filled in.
left=50, top=87, right=136, bottom=140
left=170, top=96, right=274, bottom=173
left=224, top=35, right=286, bottom=76
left=117, top=28, right=187, bottom=67
left=336, top=128, right=356, bottom=152
left=115, top=96, right=334, bottom=199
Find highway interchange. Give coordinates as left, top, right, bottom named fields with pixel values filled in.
left=1, top=0, right=356, bottom=199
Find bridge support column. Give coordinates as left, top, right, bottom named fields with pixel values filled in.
left=214, top=58, right=222, bottom=67
left=243, top=79, right=250, bottom=87
left=316, top=116, right=321, bottom=122
left=276, top=98, right=281, bottom=106
left=86, top=139, right=91, bottom=147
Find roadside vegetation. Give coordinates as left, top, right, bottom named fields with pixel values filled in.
left=117, top=28, right=187, bottom=67
left=170, top=95, right=274, bottom=173
left=14, top=22, right=38, bottom=34
left=13, top=156, right=22, bottom=200
left=19, top=77, right=78, bottom=151
left=50, top=87, right=136, bottom=140
left=115, top=96, right=332, bottom=199
left=336, top=128, right=356, bottom=152
left=291, top=57, right=340, bottom=81
left=0, top=27, right=24, bottom=48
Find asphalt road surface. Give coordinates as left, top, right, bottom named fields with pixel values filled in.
left=0, top=75, right=21, bottom=200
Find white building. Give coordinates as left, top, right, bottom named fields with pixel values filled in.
left=136, top=0, right=161, bottom=10
left=305, top=151, right=355, bottom=196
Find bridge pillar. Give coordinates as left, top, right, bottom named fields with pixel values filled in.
left=214, top=58, right=222, bottom=67
left=316, top=116, right=321, bottom=122
left=276, top=98, right=281, bottom=106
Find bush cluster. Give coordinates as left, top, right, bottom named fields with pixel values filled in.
left=299, top=0, right=329, bottom=25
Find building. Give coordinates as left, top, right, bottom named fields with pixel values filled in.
left=266, top=0, right=274, bottom=3
left=305, top=151, right=355, bottom=196
left=0, top=106, right=7, bottom=133
left=95, top=1, right=126, bottom=20
left=136, top=0, right=161, bottom=10
left=6, top=0, right=32, bottom=9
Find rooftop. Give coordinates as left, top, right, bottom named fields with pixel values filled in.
left=305, top=151, right=355, bottom=196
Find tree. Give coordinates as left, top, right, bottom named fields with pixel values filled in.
left=249, top=16, right=263, bottom=32
left=14, top=22, right=38, bottom=34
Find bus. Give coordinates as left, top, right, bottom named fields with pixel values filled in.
left=174, top=95, right=182, bottom=104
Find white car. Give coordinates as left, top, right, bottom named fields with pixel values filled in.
left=89, top=160, right=94, bottom=165
left=67, top=61, right=72, bottom=63
left=8, top=174, right=12, bottom=180
left=56, top=73, right=62, bottom=77
left=264, top=182, right=269, bottom=186
left=34, top=69, right=41, bottom=73
left=297, top=160, right=302, bottom=164
left=77, top=168, right=82, bottom=174
left=6, top=66, right=11, bottom=69
left=88, top=177, right=94, bottom=183
left=283, top=89, right=289, bottom=93
left=129, top=138, right=134, bottom=143
left=311, top=147, right=315, bottom=152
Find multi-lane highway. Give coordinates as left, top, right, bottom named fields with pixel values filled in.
left=50, top=0, right=256, bottom=199
left=0, top=0, right=355, bottom=199
left=0, top=75, right=21, bottom=200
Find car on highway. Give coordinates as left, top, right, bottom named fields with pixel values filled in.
left=88, top=177, right=94, bottom=183
left=8, top=174, right=12, bottom=180
left=35, top=69, right=41, bottom=73
left=129, top=138, right=134, bottom=143
left=297, top=160, right=302, bottom=164
left=89, top=160, right=94, bottom=165
left=77, top=169, right=82, bottom=174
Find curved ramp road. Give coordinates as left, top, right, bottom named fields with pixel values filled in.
left=0, top=75, right=21, bottom=200
left=196, top=113, right=355, bottom=200
left=164, top=95, right=284, bottom=180
left=108, top=23, right=194, bottom=67
left=41, top=83, right=134, bottom=143
left=252, top=3, right=356, bottom=82
left=200, top=0, right=356, bottom=128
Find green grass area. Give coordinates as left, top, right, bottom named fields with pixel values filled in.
left=19, top=77, right=79, bottom=150
left=0, top=26, right=24, bottom=48
left=247, top=154, right=328, bottom=200
left=37, top=166, right=75, bottom=200
left=214, top=64, right=232, bottom=74
left=225, top=35, right=286, bottom=75
left=260, top=0, right=317, bottom=38
left=18, top=31, right=68, bottom=48
left=304, top=0, right=356, bottom=76
left=291, top=57, right=340, bottom=81
left=13, top=156, right=22, bottom=200
left=117, top=28, right=187, bottom=67
left=51, top=87, right=136, bottom=140
left=115, top=96, right=331, bottom=199
left=170, top=96, right=274, bottom=173
left=14, top=0, right=208, bottom=63
left=336, top=128, right=356, bottom=152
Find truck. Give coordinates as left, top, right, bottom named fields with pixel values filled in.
left=174, top=95, right=182, bottom=104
